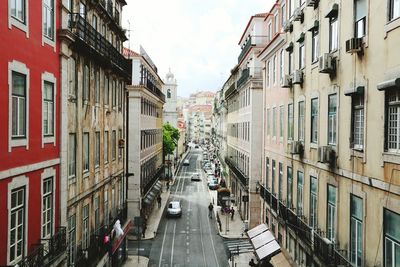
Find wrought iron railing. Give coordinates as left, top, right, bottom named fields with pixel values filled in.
left=271, top=193, right=278, bottom=212
left=313, top=229, right=334, bottom=264
left=297, top=216, right=312, bottom=246
left=225, top=157, right=248, bottom=187
left=106, top=0, right=113, bottom=15
left=238, top=37, right=254, bottom=63
left=42, top=227, right=67, bottom=265
left=224, top=82, right=237, bottom=99
left=237, top=68, right=250, bottom=88
left=141, top=77, right=165, bottom=102
left=278, top=200, right=288, bottom=221
left=68, top=13, right=131, bottom=77
left=333, top=249, right=352, bottom=266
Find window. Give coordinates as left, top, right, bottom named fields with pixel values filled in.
left=329, top=17, right=338, bottom=52
left=94, top=196, right=100, bottom=233
left=68, top=133, right=76, bottom=178
left=112, top=130, right=116, bottom=160
left=118, top=82, right=122, bottom=110
left=118, top=129, right=122, bottom=158
left=280, top=50, right=285, bottom=81
left=288, top=50, right=293, bottom=74
left=288, top=103, right=294, bottom=141
left=104, top=75, right=109, bottom=105
left=350, top=195, right=363, bottom=267
left=112, top=79, right=117, bottom=108
left=273, top=55, right=277, bottom=85
left=92, top=14, right=97, bottom=30
left=167, top=89, right=171, bottom=98
left=82, top=205, right=89, bottom=249
left=79, top=1, right=86, bottom=19
left=10, top=0, right=26, bottom=23
left=273, top=107, right=277, bottom=137
left=289, top=0, right=295, bottom=17
left=104, top=190, right=109, bottom=225
left=287, top=167, right=293, bottom=208
left=298, top=101, right=305, bottom=141
left=310, top=176, right=317, bottom=228
left=43, top=81, right=54, bottom=136
left=328, top=94, right=337, bottom=145
left=278, top=163, right=283, bottom=200
left=267, top=61, right=271, bottom=87
left=69, top=58, right=76, bottom=96
left=104, top=131, right=109, bottom=163
left=12, top=71, right=27, bottom=138
left=272, top=160, right=276, bottom=194
left=327, top=185, right=336, bottom=242
left=311, top=28, right=319, bottom=62
left=386, top=90, right=400, bottom=152
left=384, top=208, right=400, bottom=267
left=280, top=106, right=284, bottom=139
left=68, top=214, right=76, bottom=266
left=95, top=132, right=100, bottom=168
left=83, top=133, right=89, bottom=172
left=281, top=3, right=286, bottom=27
left=274, top=12, right=278, bottom=34
left=297, top=171, right=303, bottom=215
left=355, top=0, right=366, bottom=37
left=43, top=0, right=54, bottom=40
left=266, top=157, right=270, bottom=188
left=42, top=177, right=53, bottom=238
left=95, top=70, right=100, bottom=104
left=389, top=0, right=400, bottom=21
left=352, top=93, right=364, bottom=150
left=268, top=22, right=272, bottom=41
left=311, top=98, right=318, bottom=143
left=9, top=187, right=25, bottom=263
left=83, top=64, right=89, bottom=102
left=299, top=41, right=305, bottom=69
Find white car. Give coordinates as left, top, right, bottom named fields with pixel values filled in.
left=206, top=169, right=214, bottom=175
left=167, top=201, right=182, bottom=218
left=191, top=173, right=201, bottom=181
left=183, top=159, right=190, bottom=166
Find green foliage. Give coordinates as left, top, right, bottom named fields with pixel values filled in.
left=163, top=123, right=180, bottom=155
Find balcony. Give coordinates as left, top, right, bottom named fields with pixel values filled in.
left=238, top=37, right=254, bottom=63
left=12, top=227, right=67, bottom=267
left=236, top=68, right=250, bottom=88
left=297, top=216, right=312, bottom=246
left=313, top=229, right=334, bottom=264
left=271, top=193, right=278, bottom=213
left=91, top=0, right=126, bottom=39
left=225, top=157, right=248, bottom=187
left=225, top=82, right=237, bottom=99
left=67, top=13, right=131, bottom=78
left=278, top=200, right=288, bottom=221
left=259, top=185, right=271, bottom=205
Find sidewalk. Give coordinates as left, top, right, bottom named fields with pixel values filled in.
left=123, top=256, right=149, bottom=267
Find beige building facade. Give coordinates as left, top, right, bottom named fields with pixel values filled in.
left=257, top=0, right=400, bottom=267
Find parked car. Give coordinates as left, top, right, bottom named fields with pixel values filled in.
left=195, top=145, right=199, bottom=148
left=167, top=201, right=182, bottom=218
left=183, top=159, right=190, bottom=166
left=207, top=175, right=216, bottom=185
left=208, top=180, right=220, bottom=190
left=206, top=169, right=214, bottom=175
left=191, top=173, right=201, bottom=181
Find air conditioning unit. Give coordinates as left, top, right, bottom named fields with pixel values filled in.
left=282, top=20, right=293, bottom=32
left=292, top=70, right=303, bottom=85
left=281, top=75, right=292, bottom=88
left=318, top=146, right=336, bottom=164
left=293, top=8, right=304, bottom=22
left=345, top=37, right=363, bottom=54
left=291, top=141, right=304, bottom=155
left=306, top=0, right=319, bottom=7
left=318, top=53, right=335, bottom=74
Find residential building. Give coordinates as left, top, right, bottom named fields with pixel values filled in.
left=213, top=87, right=228, bottom=182
left=225, top=13, right=266, bottom=228
left=59, top=0, right=130, bottom=265
left=0, top=0, right=66, bottom=266
left=257, top=0, right=400, bottom=266
left=125, top=47, right=165, bottom=223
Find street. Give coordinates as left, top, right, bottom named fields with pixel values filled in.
left=129, top=148, right=230, bottom=267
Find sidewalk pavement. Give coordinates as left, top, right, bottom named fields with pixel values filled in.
left=123, top=256, right=149, bottom=267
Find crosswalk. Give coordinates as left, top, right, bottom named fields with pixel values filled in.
left=224, top=239, right=254, bottom=255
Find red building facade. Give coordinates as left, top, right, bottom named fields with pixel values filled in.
left=0, top=1, right=66, bottom=266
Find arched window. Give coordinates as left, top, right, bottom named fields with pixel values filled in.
left=167, top=89, right=171, bottom=98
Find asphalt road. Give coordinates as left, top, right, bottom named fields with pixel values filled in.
left=140, top=148, right=230, bottom=267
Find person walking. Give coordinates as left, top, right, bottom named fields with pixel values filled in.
left=231, top=207, right=235, bottom=220
left=208, top=203, right=214, bottom=218
left=166, top=181, right=170, bottom=190
left=157, top=195, right=162, bottom=208
left=249, top=258, right=257, bottom=267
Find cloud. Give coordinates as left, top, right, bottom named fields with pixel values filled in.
left=122, top=0, right=274, bottom=97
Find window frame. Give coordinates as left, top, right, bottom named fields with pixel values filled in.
left=383, top=208, right=400, bottom=267
left=83, top=132, right=89, bottom=174
left=41, top=169, right=55, bottom=240
left=329, top=16, right=339, bottom=52
left=352, top=93, right=364, bottom=150
left=310, top=176, right=317, bottom=228
left=311, top=98, right=319, bottom=144
left=311, top=28, right=319, bottom=63
left=386, top=89, right=400, bottom=153
left=42, top=0, right=56, bottom=48
left=287, top=166, right=293, bottom=209
left=8, top=0, right=29, bottom=37
left=327, top=184, right=337, bottom=242
left=42, top=72, right=57, bottom=146
left=350, top=194, right=363, bottom=267
left=297, top=171, right=304, bottom=215
left=328, top=94, right=337, bottom=146
left=388, top=0, right=400, bottom=22
left=68, top=133, right=76, bottom=179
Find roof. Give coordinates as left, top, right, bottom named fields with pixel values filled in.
left=123, top=47, right=140, bottom=58
left=238, top=13, right=269, bottom=45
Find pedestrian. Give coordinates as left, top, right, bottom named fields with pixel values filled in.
left=142, top=222, right=147, bottom=238
left=157, top=195, right=162, bottom=208
left=166, top=181, right=170, bottom=190
left=208, top=203, right=214, bottom=218
left=231, top=207, right=235, bottom=220
left=249, top=258, right=257, bottom=267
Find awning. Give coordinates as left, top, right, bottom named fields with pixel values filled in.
left=325, top=3, right=338, bottom=18
left=247, top=224, right=281, bottom=261
left=344, top=85, right=365, bottom=96
left=308, top=20, right=319, bottom=32
left=377, top=78, right=400, bottom=91
left=285, top=42, right=293, bottom=52
left=296, top=32, right=305, bottom=43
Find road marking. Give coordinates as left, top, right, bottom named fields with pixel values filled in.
left=170, top=222, right=177, bottom=266
left=158, top=221, right=169, bottom=267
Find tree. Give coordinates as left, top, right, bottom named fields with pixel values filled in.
left=163, top=123, right=180, bottom=155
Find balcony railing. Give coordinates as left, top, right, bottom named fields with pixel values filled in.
left=297, top=216, right=312, bottom=246
left=68, top=13, right=131, bottom=77
left=114, top=8, right=120, bottom=25
left=237, top=68, right=250, bottom=88
left=278, top=200, right=288, bottom=221
left=141, top=77, right=166, bottom=102
left=225, top=157, right=248, bottom=187
left=313, top=229, right=334, bottom=264
left=271, top=193, right=278, bottom=212
left=107, top=0, right=113, bottom=15
left=333, top=249, right=352, bottom=266
left=259, top=185, right=271, bottom=205
left=225, top=82, right=237, bottom=99
left=238, top=37, right=254, bottom=63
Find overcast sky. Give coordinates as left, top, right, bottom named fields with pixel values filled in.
left=122, top=0, right=274, bottom=98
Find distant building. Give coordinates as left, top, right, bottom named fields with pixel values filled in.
left=163, top=69, right=178, bottom=127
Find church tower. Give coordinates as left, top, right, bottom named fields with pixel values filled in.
left=162, top=69, right=178, bottom=127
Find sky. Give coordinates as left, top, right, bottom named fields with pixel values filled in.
left=122, top=0, right=274, bottom=98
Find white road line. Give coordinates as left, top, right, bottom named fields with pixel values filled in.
left=158, top=221, right=169, bottom=267
left=199, top=205, right=207, bottom=267
left=170, top=222, right=177, bottom=266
